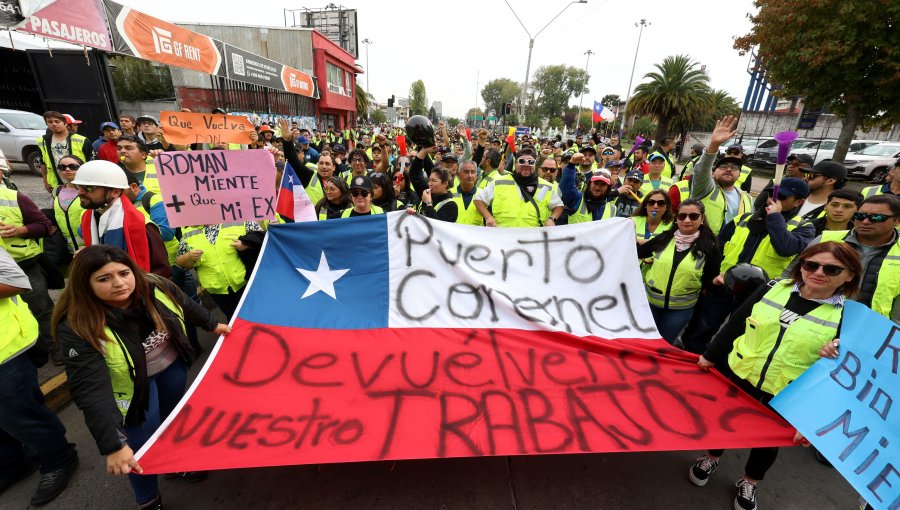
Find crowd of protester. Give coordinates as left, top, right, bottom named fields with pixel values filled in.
left=1, top=108, right=897, bottom=510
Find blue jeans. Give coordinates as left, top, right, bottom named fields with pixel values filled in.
left=125, top=359, right=187, bottom=505
left=0, top=353, right=77, bottom=476
left=650, top=305, right=696, bottom=346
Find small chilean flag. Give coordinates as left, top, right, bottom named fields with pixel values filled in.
left=592, top=101, right=616, bottom=123
left=275, top=163, right=317, bottom=222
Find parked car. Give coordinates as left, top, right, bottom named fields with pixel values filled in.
left=0, top=109, right=47, bottom=176
left=791, top=139, right=882, bottom=165
left=750, top=138, right=818, bottom=167
left=843, top=142, right=900, bottom=183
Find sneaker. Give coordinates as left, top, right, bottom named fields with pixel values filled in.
left=689, top=455, right=719, bottom=487
left=0, top=465, right=37, bottom=496
left=163, top=471, right=207, bottom=482
left=30, top=456, right=78, bottom=506
left=734, top=477, right=758, bottom=510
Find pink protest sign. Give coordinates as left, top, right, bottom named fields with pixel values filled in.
left=153, top=150, right=276, bottom=228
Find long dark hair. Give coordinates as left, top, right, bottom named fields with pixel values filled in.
left=650, top=198, right=719, bottom=259
left=371, top=172, right=397, bottom=211
left=633, top=189, right=674, bottom=224
left=315, top=176, right=349, bottom=214
left=52, top=245, right=171, bottom=352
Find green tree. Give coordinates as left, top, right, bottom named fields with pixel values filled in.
left=601, top=94, right=621, bottom=107
left=695, top=89, right=740, bottom=131
left=547, top=117, right=565, bottom=130
left=466, top=107, right=485, bottom=120
left=481, top=78, right=522, bottom=120
left=371, top=110, right=387, bottom=124
left=627, top=117, right=657, bottom=140
left=409, top=80, right=428, bottom=116
left=446, top=117, right=461, bottom=128
left=110, top=56, right=174, bottom=101
left=528, top=65, right=590, bottom=119
left=355, top=81, right=369, bottom=119
left=626, top=55, right=711, bottom=142
left=735, top=0, right=899, bottom=162
left=506, top=113, right=519, bottom=126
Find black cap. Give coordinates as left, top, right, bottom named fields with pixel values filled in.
left=716, top=156, right=744, bottom=168
left=580, top=146, right=596, bottom=155
left=809, top=160, right=847, bottom=181
left=787, top=153, right=814, bottom=168
left=349, top=174, right=373, bottom=191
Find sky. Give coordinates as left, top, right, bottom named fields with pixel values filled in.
left=116, top=0, right=759, bottom=119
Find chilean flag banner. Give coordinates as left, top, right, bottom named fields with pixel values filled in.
left=135, top=214, right=795, bottom=473
left=593, top=101, right=616, bottom=123
left=275, top=163, right=317, bottom=222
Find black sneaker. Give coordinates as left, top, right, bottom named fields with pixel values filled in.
left=30, top=456, right=78, bottom=506
left=163, top=471, right=207, bottom=482
left=688, top=455, right=719, bottom=487
left=0, top=465, right=37, bottom=496
left=734, top=477, right=758, bottom=510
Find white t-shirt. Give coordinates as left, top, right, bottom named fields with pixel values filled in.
left=797, top=199, right=825, bottom=217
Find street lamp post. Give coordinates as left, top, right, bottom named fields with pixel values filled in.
left=361, top=38, right=372, bottom=98
left=620, top=19, right=650, bottom=135
left=577, top=49, right=593, bottom=133
left=504, top=0, right=588, bottom=119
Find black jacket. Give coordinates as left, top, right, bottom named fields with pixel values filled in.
left=58, top=278, right=218, bottom=456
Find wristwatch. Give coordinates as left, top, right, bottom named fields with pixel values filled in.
left=549, top=216, right=559, bottom=224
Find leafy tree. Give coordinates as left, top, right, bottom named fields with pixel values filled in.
left=627, top=117, right=657, bottom=140
left=575, top=109, right=595, bottom=132
left=528, top=65, right=590, bottom=119
left=110, top=56, right=174, bottom=101
left=695, top=89, right=740, bottom=131
left=506, top=113, right=519, bottom=126
left=547, top=117, right=565, bottom=130
left=409, top=80, right=428, bottom=116
left=446, top=117, right=460, bottom=128
left=355, top=81, right=369, bottom=119
left=481, top=78, right=522, bottom=120
left=600, top=94, right=621, bottom=107
left=466, top=107, right=485, bottom=120
left=371, top=110, right=387, bottom=124
left=734, top=0, right=899, bottom=162
left=627, top=55, right=711, bottom=142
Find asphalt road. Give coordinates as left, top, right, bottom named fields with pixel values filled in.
left=2, top=170, right=865, bottom=509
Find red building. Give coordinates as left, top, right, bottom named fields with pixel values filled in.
left=311, top=31, right=359, bottom=130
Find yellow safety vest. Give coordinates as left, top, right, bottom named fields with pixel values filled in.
left=477, top=169, right=502, bottom=190
left=133, top=192, right=178, bottom=265
left=490, top=175, right=555, bottom=227
left=729, top=281, right=842, bottom=395
left=639, top=175, right=675, bottom=196
left=180, top=223, right=247, bottom=295
left=452, top=187, right=484, bottom=226
left=53, top=187, right=85, bottom=253
left=103, top=288, right=185, bottom=417
left=700, top=185, right=753, bottom=235
left=820, top=230, right=900, bottom=319
left=37, top=133, right=88, bottom=188
left=568, top=196, right=616, bottom=224
left=644, top=239, right=706, bottom=310
left=0, top=188, right=42, bottom=262
left=737, top=165, right=753, bottom=188
left=675, top=180, right=691, bottom=203
left=721, top=213, right=811, bottom=278
left=633, top=215, right=672, bottom=240
left=340, top=205, right=384, bottom=218
left=141, top=162, right=161, bottom=195
left=306, top=173, right=325, bottom=207
left=0, top=294, right=39, bottom=364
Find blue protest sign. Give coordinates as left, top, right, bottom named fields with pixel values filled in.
left=514, top=126, right=530, bottom=137
left=771, top=301, right=899, bottom=510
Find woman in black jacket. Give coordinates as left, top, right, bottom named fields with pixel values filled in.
left=52, top=245, right=230, bottom=510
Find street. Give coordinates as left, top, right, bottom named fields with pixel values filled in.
left=2, top=170, right=866, bottom=509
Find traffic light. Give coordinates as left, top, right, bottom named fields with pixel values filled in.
left=503, top=103, right=511, bottom=116
left=388, top=95, right=395, bottom=107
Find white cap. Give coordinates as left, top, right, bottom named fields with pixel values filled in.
left=71, top=160, right=128, bottom=189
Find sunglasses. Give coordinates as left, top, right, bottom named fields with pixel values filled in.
left=800, top=260, right=847, bottom=276
left=393, top=174, right=405, bottom=182
left=350, top=190, right=370, bottom=198
left=853, top=212, right=896, bottom=223
left=541, top=167, right=558, bottom=172
left=75, top=184, right=97, bottom=193
left=517, top=158, right=536, bottom=166
left=676, top=212, right=701, bottom=221
left=725, top=150, right=742, bottom=156
left=646, top=199, right=666, bottom=207
left=351, top=158, right=365, bottom=163
left=57, top=163, right=79, bottom=171
left=601, top=151, right=614, bottom=155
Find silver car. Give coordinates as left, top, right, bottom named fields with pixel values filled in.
left=843, top=142, right=900, bottom=183
left=0, top=109, right=47, bottom=176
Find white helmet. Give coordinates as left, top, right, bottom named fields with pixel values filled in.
left=71, top=160, right=128, bottom=189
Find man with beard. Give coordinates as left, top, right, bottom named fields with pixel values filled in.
left=475, top=148, right=563, bottom=227
left=477, top=148, right=504, bottom=190
left=73, top=161, right=171, bottom=278
left=561, top=152, right=616, bottom=222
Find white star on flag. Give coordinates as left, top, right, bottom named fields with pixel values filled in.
left=296, top=251, right=349, bottom=299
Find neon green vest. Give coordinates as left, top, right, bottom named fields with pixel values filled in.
left=37, top=133, right=88, bottom=188
left=568, top=195, right=616, bottom=224
left=820, top=230, right=900, bottom=319
left=306, top=173, right=325, bottom=207
left=104, top=288, right=185, bottom=417
left=53, top=188, right=85, bottom=253
left=133, top=192, right=178, bottom=265
left=340, top=205, right=384, bottom=218
left=700, top=185, right=753, bottom=235
left=861, top=185, right=882, bottom=199
left=633, top=215, right=672, bottom=239
left=639, top=175, right=675, bottom=196
left=491, top=175, right=555, bottom=227
left=675, top=180, right=690, bottom=203
left=728, top=281, right=842, bottom=395
left=477, top=169, right=502, bottom=190
left=141, top=162, right=161, bottom=195
left=452, top=186, right=484, bottom=226
left=180, top=223, right=247, bottom=295
left=0, top=188, right=42, bottom=262
left=644, top=239, right=706, bottom=310
left=736, top=165, right=753, bottom=187
left=0, top=294, right=39, bottom=364
left=721, top=213, right=810, bottom=278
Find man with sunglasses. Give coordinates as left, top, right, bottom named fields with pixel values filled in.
left=798, top=161, right=848, bottom=220
left=861, top=159, right=900, bottom=199
left=723, top=144, right=754, bottom=192
left=798, top=194, right=900, bottom=323
left=539, top=158, right=559, bottom=184
left=475, top=148, right=563, bottom=228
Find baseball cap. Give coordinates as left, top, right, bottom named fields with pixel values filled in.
left=100, top=121, right=120, bottom=130
left=258, top=125, right=273, bottom=133
left=349, top=174, right=373, bottom=191
left=333, top=144, right=347, bottom=153
left=600, top=147, right=615, bottom=155
left=136, top=115, right=159, bottom=126
left=297, top=136, right=310, bottom=144
left=648, top=153, right=666, bottom=162
left=605, top=159, right=624, bottom=168
left=590, top=172, right=611, bottom=185
left=787, top=153, right=814, bottom=168
left=62, top=114, right=83, bottom=125
left=580, top=146, right=596, bottom=155
left=625, top=170, right=644, bottom=182
left=777, top=177, right=810, bottom=199
left=716, top=156, right=744, bottom=168
left=808, top=160, right=847, bottom=182
left=726, top=144, right=743, bottom=152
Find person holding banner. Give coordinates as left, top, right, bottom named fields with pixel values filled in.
left=474, top=148, right=564, bottom=228
left=340, top=175, right=384, bottom=218
left=637, top=199, right=720, bottom=344
left=692, top=241, right=862, bottom=510
left=54, top=245, right=231, bottom=510
left=315, top=177, right=351, bottom=220
left=371, top=173, right=401, bottom=212
left=632, top=190, right=674, bottom=241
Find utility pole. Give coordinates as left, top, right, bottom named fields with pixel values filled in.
left=577, top=49, right=594, bottom=133
left=620, top=19, right=650, bottom=135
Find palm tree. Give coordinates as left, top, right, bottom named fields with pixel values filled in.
left=699, top=89, right=740, bottom=131
left=356, top=81, right=370, bottom=120
left=627, top=55, right=711, bottom=142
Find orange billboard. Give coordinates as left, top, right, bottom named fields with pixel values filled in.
left=281, top=66, right=317, bottom=98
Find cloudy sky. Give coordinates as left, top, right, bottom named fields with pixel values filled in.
left=117, top=0, right=759, bottom=118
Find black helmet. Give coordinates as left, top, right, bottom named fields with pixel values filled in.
left=405, top=115, right=435, bottom=147
left=725, top=263, right=769, bottom=297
